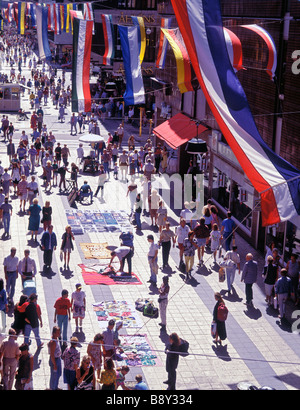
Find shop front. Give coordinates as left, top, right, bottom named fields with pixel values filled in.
left=206, top=129, right=300, bottom=261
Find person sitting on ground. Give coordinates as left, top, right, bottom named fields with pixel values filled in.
left=78, top=180, right=93, bottom=203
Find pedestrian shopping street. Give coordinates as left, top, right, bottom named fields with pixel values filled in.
left=0, top=45, right=300, bottom=391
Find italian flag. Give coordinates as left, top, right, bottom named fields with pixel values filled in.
left=72, top=17, right=93, bottom=113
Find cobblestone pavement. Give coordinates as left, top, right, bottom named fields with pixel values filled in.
left=1, top=60, right=300, bottom=391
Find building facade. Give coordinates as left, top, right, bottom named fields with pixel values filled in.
left=92, top=0, right=300, bottom=259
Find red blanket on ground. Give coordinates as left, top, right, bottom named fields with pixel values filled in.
left=78, top=264, right=142, bottom=285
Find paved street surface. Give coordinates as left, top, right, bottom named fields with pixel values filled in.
left=1, top=59, right=300, bottom=391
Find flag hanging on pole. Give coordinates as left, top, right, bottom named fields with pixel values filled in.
left=17, top=1, right=26, bottom=35
left=119, top=25, right=145, bottom=106
left=132, top=16, right=146, bottom=64
left=83, top=2, right=94, bottom=34
left=156, top=17, right=172, bottom=69
left=72, top=17, right=93, bottom=113
left=101, top=14, right=114, bottom=65
left=47, top=3, right=60, bottom=35
left=29, top=3, right=36, bottom=29
left=161, top=27, right=193, bottom=93
left=36, top=4, right=51, bottom=61
left=170, top=0, right=300, bottom=227
left=7, top=3, right=14, bottom=23
left=69, top=9, right=83, bottom=35
left=241, top=24, right=277, bottom=80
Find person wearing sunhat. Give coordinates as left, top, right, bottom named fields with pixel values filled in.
left=62, top=336, right=80, bottom=390
left=71, top=284, right=86, bottom=331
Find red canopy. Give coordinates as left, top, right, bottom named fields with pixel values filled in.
left=153, top=113, right=207, bottom=149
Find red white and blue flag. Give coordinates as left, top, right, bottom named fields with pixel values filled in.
left=171, top=0, right=300, bottom=227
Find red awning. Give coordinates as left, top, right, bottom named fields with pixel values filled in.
left=153, top=113, right=207, bottom=149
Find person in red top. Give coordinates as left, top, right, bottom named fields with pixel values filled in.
left=54, top=290, right=71, bottom=345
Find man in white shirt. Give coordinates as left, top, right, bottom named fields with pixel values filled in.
left=224, top=245, right=240, bottom=294
left=175, top=219, right=190, bottom=262
left=77, top=144, right=84, bottom=164
left=147, top=235, right=159, bottom=286
left=27, top=175, right=39, bottom=205
left=3, top=247, right=19, bottom=304
left=109, top=246, right=133, bottom=276
left=18, top=249, right=37, bottom=284
left=117, top=124, right=124, bottom=148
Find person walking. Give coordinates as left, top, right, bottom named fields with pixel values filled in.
left=62, top=336, right=80, bottom=390
left=3, top=247, right=19, bottom=305
left=223, top=245, right=241, bottom=294
left=14, top=343, right=34, bottom=390
left=0, top=278, right=8, bottom=333
left=23, top=293, right=43, bottom=349
left=241, top=253, right=258, bottom=306
left=182, top=231, right=198, bottom=280
left=1, top=197, right=13, bottom=238
left=286, top=254, right=300, bottom=301
left=48, top=326, right=62, bottom=390
left=60, top=225, right=74, bottom=270
left=102, top=319, right=115, bottom=360
left=212, top=292, right=228, bottom=345
left=159, top=222, right=176, bottom=269
left=193, top=217, right=210, bottom=265
left=54, top=289, right=71, bottom=345
left=18, top=249, right=37, bottom=284
left=71, top=283, right=86, bottom=331
left=70, top=113, right=78, bottom=135
left=94, top=166, right=106, bottom=198
left=41, top=200, right=52, bottom=231
left=147, top=234, right=159, bottom=286
left=87, top=333, right=103, bottom=379
left=221, top=211, right=235, bottom=251
left=275, top=268, right=293, bottom=319
left=164, top=332, right=181, bottom=390
left=40, top=225, right=57, bottom=270
left=0, top=328, right=20, bottom=390
left=210, top=223, right=222, bottom=262
left=175, top=218, right=190, bottom=264
left=158, top=276, right=170, bottom=332
left=28, top=197, right=41, bottom=241
left=262, top=255, right=278, bottom=306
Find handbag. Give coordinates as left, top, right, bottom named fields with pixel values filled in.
left=211, top=321, right=217, bottom=338
left=60, top=250, right=63, bottom=262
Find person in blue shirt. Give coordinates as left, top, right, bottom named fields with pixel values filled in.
left=41, top=225, right=57, bottom=269
left=134, top=374, right=148, bottom=390
left=275, top=268, right=292, bottom=319
left=221, top=211, right=235, bottom=251
left=78, top=180, right=93, bottom=203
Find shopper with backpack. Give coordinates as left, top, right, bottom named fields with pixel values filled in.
left=212, top=292, right=228, bottom=346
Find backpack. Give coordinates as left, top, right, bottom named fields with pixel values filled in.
left=217, top=303, right=228, bottom=321
left=143, top=302, right=158, bottom=318
left=178, top=339, right=189, bottom=356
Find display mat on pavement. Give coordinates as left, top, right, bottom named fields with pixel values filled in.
left=65, top=209, right=131, bottom=234
left=92, top=300, right=144, bottom=329
left=116, top=334, right=162, bottom=367
left=80, top=242, right=112, bottom=259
